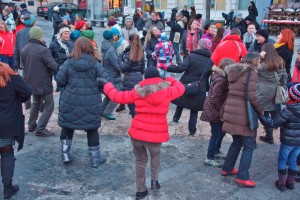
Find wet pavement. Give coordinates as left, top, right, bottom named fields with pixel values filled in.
left=6, top=17, right=300, bottom=200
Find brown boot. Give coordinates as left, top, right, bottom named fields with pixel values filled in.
left=275, top=169, right=287, bottom=191
left=286, top=169, right=297, bottom=190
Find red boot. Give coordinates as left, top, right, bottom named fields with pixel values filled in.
left=221, top=168, right=238, bottom=176
left=235, top=179, right=256, bottom=187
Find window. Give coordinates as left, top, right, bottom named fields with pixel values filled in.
left=109, top=0, right=122, bottom=8
left=238, top=0, right=251, bottom=10
left=71, top=4, right=79, bottom=9
left=211, top=0, right=226, bottom=10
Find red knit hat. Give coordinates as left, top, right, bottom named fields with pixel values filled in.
left=75, top=21, right=86, bottom=30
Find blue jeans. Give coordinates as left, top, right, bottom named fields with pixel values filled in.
left=222, top=135, right=255, bottom=180
left=172, top=42, right=181, bottom=64
left=207, top=122, right=226, bottom=159
left=0, top=55, right=15, bottom=70
left=278, top=144, right=300, bottom=171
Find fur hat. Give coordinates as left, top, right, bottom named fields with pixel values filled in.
left=74, top=21, right=86, bottom=30
left=23, top=14, right=35, bottom=26
left=198, top=38, right=212, bottom=50
left=289, top=84, right=300, bottom=102
left=30, top=26, right=44, bottom=40
left=144, top=67, right=160, bottom=79
left=103, top=30, right=113, bottom=40
left=255, top=29, right=269, bottom=40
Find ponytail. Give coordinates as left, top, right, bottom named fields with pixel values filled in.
left=129, top=33, right=144, bottom=62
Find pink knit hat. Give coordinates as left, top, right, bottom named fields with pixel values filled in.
left=198, top=38, right=212, bottom=50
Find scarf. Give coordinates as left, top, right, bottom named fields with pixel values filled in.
left=274, top=42, right=285, bottom=49
left=57, top=39, right=70, bottom=56
left=115, top=37, right=124, bottom=48
left=186, top=29, right=199, bottom=52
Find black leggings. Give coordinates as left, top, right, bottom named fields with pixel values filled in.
left=60, top=127, right=99, bottom=147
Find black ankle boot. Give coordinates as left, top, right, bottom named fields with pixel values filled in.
left=286, top=169, right=297, bottom=189
left=259, top=136, right=274, bottom=144
left=116, top=104, right=125, bottom=112
left=136, top=190, right=148, bottom=200
left=4, top=184, right=19, bottom=199
left=151, top=180, right=161, bottom=190
left=275, top=169, right=287, bottom=191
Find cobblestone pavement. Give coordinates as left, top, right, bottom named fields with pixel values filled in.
left=6, top=17, right=300, bottom=200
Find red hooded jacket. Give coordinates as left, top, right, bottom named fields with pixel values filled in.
left=211, top=34, right=247, bottom=66
left=0, top=30, right=15, bottom=56
left=104, top=76, right=185, bottom=143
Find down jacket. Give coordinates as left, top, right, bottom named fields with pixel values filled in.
left=56, top=54, right=108, bottom=130
left=145, top=36, right=159, bottom=67
left=120, top=45, right=145, bottom=91
left=256, top=63, right=287, bottom=111
left=49, top=39, right=74, bottom=68
left=104, top=76, right=185, bottom=143
left=200, top=66, right=228, bottom=122
left=221, top=63, right=264, bottom=137
left=167, top=49, right=212, bottom=111
left=259, top=103, right=300, bottom=146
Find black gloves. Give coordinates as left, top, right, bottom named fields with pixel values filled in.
left=97, top=78, right=109, bottom=88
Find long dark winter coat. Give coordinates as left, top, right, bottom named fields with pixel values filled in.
left=200, top=66, right=228, bottom=122
left=14, top=26, right=31, bottom=67
left=120, top=45, right=145, bottom=91
left=221, top=64, right=264, bottom=137
left=145, top=36, right=159, bottom=67
left=0, top=75, right=32, bottom=151
left=21, top=39, right=58, bottom=95
left=259, top=103, right=300, bottom=146
left=56, top=54, right=108, bottom=130
left=101, top=39, right=122, bottom=85
left=276, top=45, right=293, bottom=77
left=256, top=63, right=287, bottom=111
left=167, top=49, right=212, bottom=111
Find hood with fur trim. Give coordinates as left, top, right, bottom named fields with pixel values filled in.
left=225, top=63, right=251, bottom=82
left=135, top=79, right=170, bottom=105
left=212, top=65, right=226, bottom=77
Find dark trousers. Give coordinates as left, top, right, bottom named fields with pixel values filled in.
left=128, top=104, right=136, bottom=118
left=60, top=127, right=99, bottom=147
left=28, top=93, right=54, bottom=132
left=207, top=122, right=226, bottom=159
left=0, top=145, right=15, bottom=187
left=131, top=138, right=162, bottom=192
left=264, top=107, right=280, bottom=138
left=0, top=55, right=15, bottom=70
left=173, top=106, right=198, bottom=134
left=222, top=135, right=255, bottom=180
left=172, top=42, right=181, bottom=63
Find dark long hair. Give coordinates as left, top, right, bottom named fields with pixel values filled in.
left=248, top=1, right=257, bottom=10
left=212, top=26, right=225, bottom=42
left=241, top=52, right=261, bottom=67
left=129, top=33, right=143, bottom=62
left=68, top=37, right=95, bottom=60
left=261, top=43, right=285, bottom=71
left=187, top=18, right=196, bottom=30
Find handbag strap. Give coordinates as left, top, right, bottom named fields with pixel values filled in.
left=245, top=68, right=252, bottom=101
left=274, top=71, right=280, bottom=86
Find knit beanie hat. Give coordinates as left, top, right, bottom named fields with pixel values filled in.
left=289, top=84, right=300, bottom=102
left=30, top=26, right=44, bottom=40
left=144, top=67, right=160, bottom=79
left=198, top=38, right=212, bottom=50
left=107, top=20, right=117, bottom=27
left=110, top=27, right=121, bottom=36
left=81, top=30, right=95, bottom=40
left=125, top=16, right=133, bottom=23
left=62, top=15, right=71, bottom=22
left=230, top=28, right=241, bottom=36
left=235, top=13, right=243, bottom=19
left=23, top=14, right=35, bottom=26
left=75, top=21, right=86, bottom=30
left=57, top=27, right=70, bottom=40
left=255, top=29, right=269, bottom=40
left=103, top=30, right=113, bottom=40
left=142, top=13, right=149, bottom=20
left=70, top=30, right=81, bottom=41
left=160, top=32, right=167, bottom=42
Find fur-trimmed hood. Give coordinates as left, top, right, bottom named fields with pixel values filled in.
left=135, top=78, right=170, bottom=105
left=212, top=65, right=226, bottom=77
left=225, top=63, right=251, bottom=82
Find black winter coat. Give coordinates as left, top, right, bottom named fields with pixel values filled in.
left=276, top=45, right=293, bottom=77
left=259, top=103, right=300, bottom=146
left=133, top=13, right=141, bottom=27
left=101, top=39, right=122, bottom=85
left=0, top=75, right=32, bottom=151
left=52, top=12, right=62, bottom=27
left=49, top=39, right=74, bottom=69
left=56, top=54, right=108, bottom=130
left=136, top=18, right=146, bottom=31
left=120, top=45, right=145, bottom=91
left=21, top=39, right=58, bottom=95
left=145, top=36, right=159, bottom=68
left=167, top=49, right=212, bottom=111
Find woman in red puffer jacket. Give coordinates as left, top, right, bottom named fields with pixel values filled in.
left=99, top=67, right=184, bottom=200
left=0, top=20, right=15, bottom=70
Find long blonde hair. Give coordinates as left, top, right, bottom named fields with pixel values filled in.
left=0, top=20, right=10, bottom=32
left=144, top=25, right=157, bottom=48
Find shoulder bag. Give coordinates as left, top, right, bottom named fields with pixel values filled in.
left=245, top=69, right=259, bottom=131
left=274, top=71, right=287, bottom=104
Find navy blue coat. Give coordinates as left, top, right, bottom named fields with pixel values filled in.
left=56, top=54, right=108, bottom=130
left=259, top=103, right=300, bottom=146
left=120, top=45, right=145, bottom=91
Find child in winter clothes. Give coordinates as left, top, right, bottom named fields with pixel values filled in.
left=259, top=84, right=300, bottom=191
left=152, top=32, right=174, bottom=78
left=200, top=58, right=235, bottom=167
left=243, top=23, right=256, bottom=50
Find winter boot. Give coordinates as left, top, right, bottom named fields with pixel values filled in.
left=259, top=126, right=274, bottom=144
left=275, top=169, right=287, bottom=191
left=88, top=146, right=106, bottom=168
left=116, top=104, right=126, bottom=112
left=61, top=139, right=73, bottom=164
left=151, top=180, right=161, bottom=190
left=286, top=169, right=297, bottom=190
left=1, top=151, right=19, bottom=199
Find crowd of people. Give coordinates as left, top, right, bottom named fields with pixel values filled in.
left=0, top=1, right=300, bottom=199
